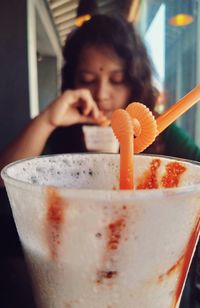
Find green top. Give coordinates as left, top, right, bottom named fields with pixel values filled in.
left=162, top=123, right=200, bottom=162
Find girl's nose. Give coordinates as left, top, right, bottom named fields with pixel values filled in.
left=94, top=80, right=110, bottom=110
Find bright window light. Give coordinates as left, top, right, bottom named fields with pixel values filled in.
left=145, top=3, right=165, bottom=91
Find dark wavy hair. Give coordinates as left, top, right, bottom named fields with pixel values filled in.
left=61, top=14, right=158, bottom=111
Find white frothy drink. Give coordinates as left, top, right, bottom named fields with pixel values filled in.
left=2, top=154, right=200, bottom=308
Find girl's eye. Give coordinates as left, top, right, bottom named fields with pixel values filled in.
left=80, top=79, right=96, bottom=85
left=110, top=74, right=126, bottom=85
left=111, top=78, right=125, bottom=85
left=77, top=73, right=96, bottom=85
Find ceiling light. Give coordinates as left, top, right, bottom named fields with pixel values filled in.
left=169, top=1, right=194, bottom=27
left=75, top=0, right=98, bottom=27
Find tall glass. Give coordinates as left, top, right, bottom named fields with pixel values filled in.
left=2, top=154, right=200, bottom=308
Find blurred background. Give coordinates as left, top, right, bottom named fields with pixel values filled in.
left=0, top=0, right=200, bottom=154
left=0, top=0, right=200, bottom=307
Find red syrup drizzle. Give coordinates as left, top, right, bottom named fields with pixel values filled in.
left=46, top=187, right=66, bottom=261
left=136, top=160, right=187, bottom=189
left=136, top=159, right=161, bottom=189
left=136, top=158, right=193, bottom=307
left=107, top=217, right=126, bottom=251
left=97, top=205, right=128, bottom=284
left=158, top=255, right=184, bottom=283
left=157, top=217, right=200, bottom=308
left=162, top=162, right=186, bottom=188
left=172, top=217, right=200, bottom=308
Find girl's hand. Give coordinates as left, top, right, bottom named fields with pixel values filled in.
left=43, top=89, right=107, bottom=128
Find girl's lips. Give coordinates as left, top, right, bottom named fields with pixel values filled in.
left=103, top=110, right=113, bottom=118
left=95, top=117, right=111, bottom=127
left=94, top=110, right=112, bottom=127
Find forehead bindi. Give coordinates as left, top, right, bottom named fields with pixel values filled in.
left=78, top=46, right=125, bottom=73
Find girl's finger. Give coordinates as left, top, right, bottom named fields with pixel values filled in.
left=76, top=89, right=101, bottom=119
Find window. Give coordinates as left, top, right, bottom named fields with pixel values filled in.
left=138, top=0, right=200, bottom=141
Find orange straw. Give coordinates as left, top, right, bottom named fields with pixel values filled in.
left=111, top=109, right=134, bottom=190
left=111, top=105, right=157, bottom=189
left=111, top=84, right=200, bottom=190
left=126, top=103, right=157, bottom=153
left=156, top=84, right=200, bottom=134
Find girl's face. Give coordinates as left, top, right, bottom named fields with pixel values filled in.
left=74, top=46, right=132, bottom=117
